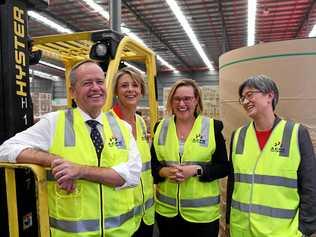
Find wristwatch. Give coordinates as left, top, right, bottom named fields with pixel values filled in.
left=194, top=166, right=203, bottom=177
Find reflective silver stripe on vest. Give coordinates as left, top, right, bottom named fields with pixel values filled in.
left=134, top=204, right=142, bottom=216
left=200, top=116, right=210, bottom=147
left=156, top=192, right=176, bottom=207
left=133, top=197, right=154, bottom=217
left=231, top=200, right=297, bottom=219
left=158, top=118, right=170, bottom=145
left=157, top=192, right=219, bottom=208
left=104, top=208, right=134, bottom=229
left=235, top=173, right=297, bottom=189
left=235, top=123, right=250, bottom=154
left=181, top=195, right=220, bottom=207
left=142, top=161, right=151, bottom=172
left=235, top=121, right=294, bottom=156
left=64, top=109, right=75, bottom=147
left=181, top=161, right=209, bottom=166
left=105, top=111, right=126, bottom=149
left=145, top=197, right=154, bottom=210
left=158, top=117, right=210, bottom=147
left=50, top=216, right=99, bottom=232
left=160, top=161, right=209, bottom=166
left=279, top=121, right=294, bottom=157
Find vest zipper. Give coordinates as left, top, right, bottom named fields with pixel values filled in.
left=177, top=153, right=182, bottom=213
left=98, top=156, right=104, bottom=237
left=248, top=123, right=271, bottom=235
left=140, top=178, right=145, bottom=217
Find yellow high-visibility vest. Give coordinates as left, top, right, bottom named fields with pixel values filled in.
left=132, top=114, right=155, bottom=230
left=153, top=115, right=220, bottom=223
left=230, top=119, right=301, bottom=237
left=48, top=109, right=136, bottom=237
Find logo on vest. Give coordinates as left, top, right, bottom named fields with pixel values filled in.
left=141, top=132, right=147, bottom=141
left=108, top=136, right=124, bottom=148
left=271, top=141, right=285, bottom=153
left=192, top=134, right=206, bottom=145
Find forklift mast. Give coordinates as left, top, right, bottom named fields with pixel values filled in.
left=0, top=1, right=48, bottom=237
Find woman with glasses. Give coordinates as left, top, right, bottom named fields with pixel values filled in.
left=111, top=67, right=155, bottom=237
left=151, top=79, right=229, bottom=237
left=227, top=75, right=316, bottom=237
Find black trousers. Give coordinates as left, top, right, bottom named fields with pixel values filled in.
left=156, top=213, right=219, bottom=237
left=132, top=220, right=154, bottom=237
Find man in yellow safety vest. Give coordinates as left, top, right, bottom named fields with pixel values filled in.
left=0, top=60, right=142, bottom=237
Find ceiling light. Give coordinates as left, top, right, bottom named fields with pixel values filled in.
left=309, top=25, right=316, bottom=37
left=157, top=55, right=178, bottom=72
left=247, top=0, right=257, bottom=46
left=28, top=11, right=73, bottom=33
left=81, top=0, right=109, bottom=20
left=165, top=0, right=214, bottom=71
left=122, top=28, right=146, bottom=46
left=29, top=69, right=61, bottom=81
left=81, top=1, right=177, bottom=71
left=39, top=60, right=65, bottom=71
left=125, top=62, right=145, bottom=74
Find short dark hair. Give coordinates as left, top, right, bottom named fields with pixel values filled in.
left=238, top=74, right=279, bottom=110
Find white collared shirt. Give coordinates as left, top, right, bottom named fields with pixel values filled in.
left=0, top=108, right=141, bottom=188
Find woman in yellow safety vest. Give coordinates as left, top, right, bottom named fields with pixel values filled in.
left=111, top=67, right=155, bottom=237
left=151, top=79, right=229, bottom=237
left=227, top=75, right=316, bottom=237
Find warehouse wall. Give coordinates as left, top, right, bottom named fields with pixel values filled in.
left=140, top=70, right=219, bottom=106
left=30, top=70, right=219, bottom=109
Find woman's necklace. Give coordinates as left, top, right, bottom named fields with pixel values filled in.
left=177, top=125, right=191, bottom=141
left=176, top=117, right=195, bottom=141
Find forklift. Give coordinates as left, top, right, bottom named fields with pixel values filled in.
left=0, top=1, right=158, bottom=236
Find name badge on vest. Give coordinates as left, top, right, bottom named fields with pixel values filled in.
left=270, top=140, right=285, bottom=153
left=108, top=136, right=124, bottom=148
left=192, top=133, right=206, bottom=145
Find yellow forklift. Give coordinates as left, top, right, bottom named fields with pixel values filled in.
left=0, top=26, right=158, bottom=237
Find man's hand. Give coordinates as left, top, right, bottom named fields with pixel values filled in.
left=51, top=158, right=82, bottom=192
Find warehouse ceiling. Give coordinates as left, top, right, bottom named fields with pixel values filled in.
left=28, top=0, right=316, bottom=76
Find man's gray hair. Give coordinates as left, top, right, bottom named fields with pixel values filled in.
left=238, top=74, right=279, bottom=110
left=69, top=60, right=100, bottom=87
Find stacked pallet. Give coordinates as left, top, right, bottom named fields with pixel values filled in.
left=162, top=87, right=171, bottom=115
left=31, top=92, right=52, bottom=118
left=201, top=86, right=220, bottom=119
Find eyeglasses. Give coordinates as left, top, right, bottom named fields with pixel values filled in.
left=172, top=96, right=195, bottom=104
left=239, top=90, right=262, bottom=104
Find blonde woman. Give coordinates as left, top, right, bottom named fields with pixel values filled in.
left=151, top=79, right=229, bottom=237
left=111, top=67, right=155, bottom=237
